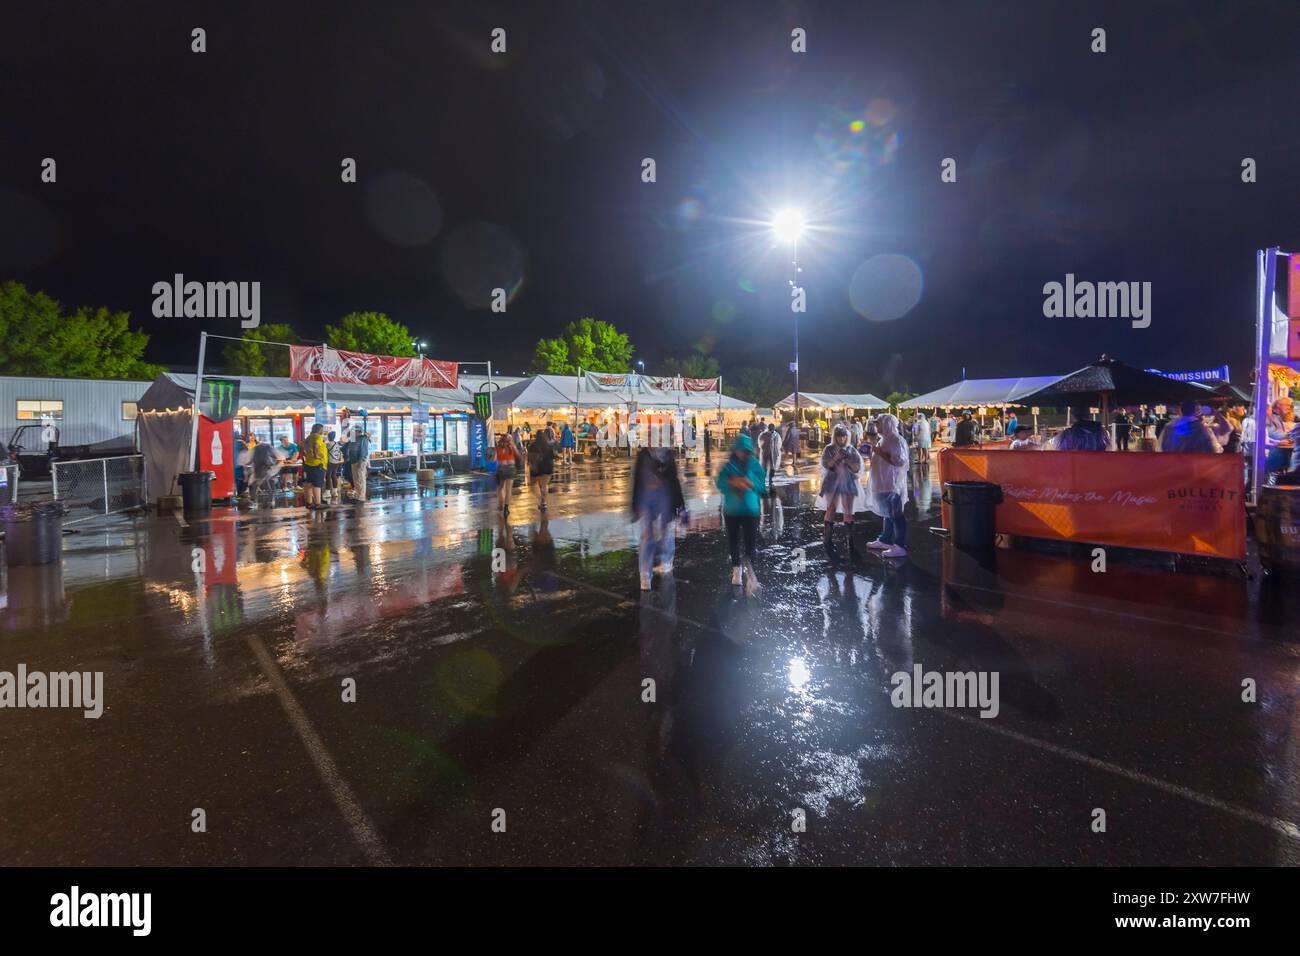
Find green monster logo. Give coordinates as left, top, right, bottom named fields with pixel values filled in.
left=474, top=392, right=493, bottom=420
left=203, top=379, right=240, bottom=422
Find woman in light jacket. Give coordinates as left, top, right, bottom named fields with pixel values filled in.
left=816, top=425, right=863, bottom=559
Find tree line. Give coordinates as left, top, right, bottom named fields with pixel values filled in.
left=0, top=280, right=916, bottom=407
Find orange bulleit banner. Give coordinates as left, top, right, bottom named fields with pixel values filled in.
left=938, top=448, right=1245, bottom=559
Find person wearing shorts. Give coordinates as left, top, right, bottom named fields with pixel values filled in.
left=300, top=423, right=328, bottom=510
left=528, top=429, right=555, bottom=512
left=494, top=433, right=518, bottom=515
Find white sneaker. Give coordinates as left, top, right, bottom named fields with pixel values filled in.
left=882, top=544, right=908, bottom=558
left=730, top=567, right=742, bottom=586
left=866, top=539, right=892, bottom=550
left=640, top=572, right=652, bottom=590
left=743, top=564, right=761, bottom=595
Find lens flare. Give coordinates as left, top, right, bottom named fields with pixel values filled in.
left=771, top=208, right=805, bottom=244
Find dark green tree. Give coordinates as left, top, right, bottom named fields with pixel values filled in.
left=0, top=280, right=162, bottom=379
left=530, top=318, right=633, bottom=374
left=728, top=366, right=787, bottom=408
left=661, top=353, right=720, bottom=379
left=325, top=311, right=418, bottom=357
left=221, top=323, right=301, bottom=377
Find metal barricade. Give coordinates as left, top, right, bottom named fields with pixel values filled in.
left=52, top=455, right=146, bottom=523
left=0, top=463, right=18, bottom=504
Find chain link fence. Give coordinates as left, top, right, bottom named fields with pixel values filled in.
left=52, top=455, right=146, bottom=523
left=0, top=464, right=17, bottom=504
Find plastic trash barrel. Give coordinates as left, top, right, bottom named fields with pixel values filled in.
left=2, top=500, right=67, bottom=566
left=178, top=471, right=214, bottom=514
left=942, top=480, right=1003, bottom=551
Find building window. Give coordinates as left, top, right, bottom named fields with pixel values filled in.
left=122, top=401, right=139, bottom=421
left=16, top=400, right=63, bottom=420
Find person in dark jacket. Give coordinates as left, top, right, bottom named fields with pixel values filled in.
left=631, top=446, right=686, bottom=590
left=758, top=423, right=781, bottom=487
left=716, top=433, right=767, bottom=594
left=954, top=411, right=980, bottom=447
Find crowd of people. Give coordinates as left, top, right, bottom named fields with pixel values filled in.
left=234, top=420, right=375, bottom=508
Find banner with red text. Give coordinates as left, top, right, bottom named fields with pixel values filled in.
left=681, top=376, right=721, bottom=392
left=938, top=448, right=1245, bottom=559
left=289, top=346, right=457, bottom=389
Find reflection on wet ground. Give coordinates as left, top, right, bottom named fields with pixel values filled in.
left=1, top=458, right=1297, bottom=865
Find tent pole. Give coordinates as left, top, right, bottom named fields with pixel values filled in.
left=188, top=331, right=208, bottom=472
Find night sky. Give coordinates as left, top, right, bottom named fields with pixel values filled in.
left=4, top=0, right=1300, bottom=390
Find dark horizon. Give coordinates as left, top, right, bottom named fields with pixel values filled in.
left=4, top=1, right=1300, bottom=390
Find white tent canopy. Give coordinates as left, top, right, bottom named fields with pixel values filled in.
left=145, top=372, right=471, bottom=414
left=898, top=376, right=1066, bottom=409
left=496, top=375, right=754, bottom=412
left=775, top=391, right=891, bottom=410
left=134, top=372, right=474, bottom=502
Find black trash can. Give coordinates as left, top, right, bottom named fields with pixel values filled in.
left=1, top=500, right=68, bottom=567
left=942, top=480, right=1003, bottom=551
left=178, top=471, right=214, bottom=514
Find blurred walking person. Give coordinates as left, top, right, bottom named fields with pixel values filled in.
left=528, top=427, right=556, bottom=512
left=632, top=444, right=685, bottom=590
left=758, top=423, right=781, bottom=489
left=716, top=433, right=766, bottom=594
left=559, top=422, right=576, bottom=464
left=494, top=431, right=519, bottom=515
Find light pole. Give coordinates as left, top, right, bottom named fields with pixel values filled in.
left=772, top=208, right=805, bottom=460
left=413, top=338, right=427, bottom=470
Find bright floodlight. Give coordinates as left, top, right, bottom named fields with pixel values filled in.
left=772, top=208, right=805, bottom=244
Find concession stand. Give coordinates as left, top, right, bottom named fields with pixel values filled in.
left=936, top=359, right=1246, bottom=560
left=136, top=366, right=473, bottom=503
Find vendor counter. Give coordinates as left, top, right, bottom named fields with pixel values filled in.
left=937, top=447, right=1246, bottom=559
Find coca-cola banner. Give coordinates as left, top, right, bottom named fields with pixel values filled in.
left=681, top=377, right=720, bottom=392
left=289, top=346, right=457, bottom=389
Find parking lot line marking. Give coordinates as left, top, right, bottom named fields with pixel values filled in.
left=937, top=709, right=1300, bottom=841
left=946, top=580, right=1290, bottom=645
left=243, top=633, right=394, bottom=866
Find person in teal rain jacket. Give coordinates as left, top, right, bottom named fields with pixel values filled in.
left=716, top=433, right=767, bottom=592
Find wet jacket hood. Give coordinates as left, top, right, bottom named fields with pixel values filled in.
left=731, top=433, right=756, bottom=455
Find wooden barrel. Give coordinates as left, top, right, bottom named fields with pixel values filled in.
left=1256, top=486, right=1300, bottom=573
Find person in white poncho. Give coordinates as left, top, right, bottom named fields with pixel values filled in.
left=864, top=413, right=909, bottom=558
left=813, top=425, right=866, bottom=560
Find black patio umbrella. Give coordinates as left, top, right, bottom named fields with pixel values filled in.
left=1018, top=357, right=1214, bottom=411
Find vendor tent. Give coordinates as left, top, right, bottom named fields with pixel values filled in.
left=898, top=376, right=1065, bottom=409
left=495, top=375, right=754, bottom=412
left=775, top=391, right=891, bottom=410
left=135, top=372, right=472, bottom=501
left=492, top=375, right=583, bottom=410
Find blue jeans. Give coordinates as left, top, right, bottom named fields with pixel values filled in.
left=876, top=493, right=906, bottom=547
left=638, top=508, right=676, bottom=577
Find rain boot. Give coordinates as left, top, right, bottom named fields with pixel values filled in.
left=823, top=522, right=838, bottom=562
left=847, top=524, right=862, bottom=562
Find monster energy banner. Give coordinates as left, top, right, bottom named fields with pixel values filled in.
left=199, top=377, right=241, bottom=423
left=473, top=392, right=493, bottom=419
